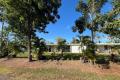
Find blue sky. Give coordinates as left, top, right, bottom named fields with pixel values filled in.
left=37, top=0, right=80, bottom=43
left=37, top=0, right=113, bottom=43
left=0, top=0, right=113, bottom=43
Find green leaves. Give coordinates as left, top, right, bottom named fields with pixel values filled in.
left=81, top=36, right=96, bottom=59
left=0, top=0, right=61, bottom=60
left=73, top=0, right=109, bottom=57
left=99, top=0, right=120, bottom=38
left=56, top=37, right=66, bottom=51
left=76, top=0, right=89, bottom=16
left=73, top=0, right=108, bottom=34
left=72, top=17, right=86, bottom=34
left=19, top=16, right=24, bottom=22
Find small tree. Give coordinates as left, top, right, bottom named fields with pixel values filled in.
left=56, top=37, right=66, bottom=58
left=71, top=37, right=80, bottom=44
left=0, top=26, right=9, bottom=57
left=33, top=38, right=47, bottom=60
left=80, top=36, right=96, bottom=64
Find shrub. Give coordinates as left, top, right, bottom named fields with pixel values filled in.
left=111, top=56, right=120, bottom=63
left=63, top=53, right=81, bottom=60
left=95, top=57, right=109, bottom=64
left=43, top=53, right=82, bottom=60
left=95, top=56, right=110, bottom=69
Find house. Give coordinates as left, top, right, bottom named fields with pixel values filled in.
left=96, top=43, right=120, bottom=55
left=46, top=43, right=120, bottom=55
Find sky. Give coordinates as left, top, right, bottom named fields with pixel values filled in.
left=37, top=0, right=113, bottom=43
left=0, top=0, right=113, bottom=43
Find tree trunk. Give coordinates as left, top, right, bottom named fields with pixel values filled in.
left=28, top=34, right=32, bottom=62
left=91, top=29, right=96, bottom=56
left=91, top=29, right=94, bottom=42
left=28, top=19, right=32, bottom=62
left=0, top=21, right=4, bottom=54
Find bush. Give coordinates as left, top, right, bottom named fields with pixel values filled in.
left=43, top=53, right=82, bottom=60
left=0, top=48, right=9, bottom=58
left=95, top=57, right=109, bottom=64
left=95, top=56, right=110, bottom=69
left=111, top=56, right=120, bottom=63
left=63, top=53, right=81, bottom=60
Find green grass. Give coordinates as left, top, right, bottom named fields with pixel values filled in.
left=0, top=66, right=120, bottom=80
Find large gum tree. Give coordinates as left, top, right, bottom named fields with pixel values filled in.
left=73, top=0, right=108, bottom=56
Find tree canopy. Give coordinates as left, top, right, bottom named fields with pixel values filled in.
left=0, top=0, right=61, bottom=61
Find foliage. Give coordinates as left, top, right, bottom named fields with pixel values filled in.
left=73, top=0, right=108, bottom=34
left=95, top=56, right=109, bottom=64
left=56, top=37, right=67, bottom=52
left=71, top=37, right=80, bottom=44
left=8, top=41, right=27, bottom=57
left=33, top=38, right=47, bottom=60
left=0, top=26, right=9, bottom=57
left=42, top=53, right=82, bottom=60
left=0, top=0, right=61, bottom=61
left=99, top=0, right=120, bottom=39
left=81, top=36, right=96, bottom=60
left=73, top=0, right=108, bottom=58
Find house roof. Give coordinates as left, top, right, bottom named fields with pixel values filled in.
left=47, top=43, right=120, bottom=46
left=96, top=43, right=120, bottom=46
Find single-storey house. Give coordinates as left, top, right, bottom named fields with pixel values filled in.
left=46, top=43, right=120, bottom=55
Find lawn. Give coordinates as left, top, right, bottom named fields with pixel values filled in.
left=0, top=58, right=120, bottom=80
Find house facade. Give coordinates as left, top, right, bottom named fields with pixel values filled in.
left=46, top=43, right=120, bottom=55
left=96, top=43, right=120, bottom=55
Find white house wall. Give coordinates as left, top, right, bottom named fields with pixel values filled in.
left=96, top=45, right=112, bottom=55
left=47, top=43, right=120, bottom=54
left=70, top=45, right=86, bottom=53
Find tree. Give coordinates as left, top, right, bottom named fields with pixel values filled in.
left=0, top=6, right=5, bottom=55
left=82, top=36, right=96, bottom=58
left=33, top=37, right=47, bottom=60
left=99, top=0, right=120, bottom=41
left=0, top=5, right=9, bottom=57
left=73, top=0, right=108, bottom=56
left=0, top=27, right=10, bottom=57
left=1, top=0, right=61, bottom=61
left=56, top=37, right=66, bottom=54
left=71, top=37, right=80, bottom=44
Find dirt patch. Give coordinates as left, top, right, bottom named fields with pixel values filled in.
left=0, top=58, right=120, bottom=77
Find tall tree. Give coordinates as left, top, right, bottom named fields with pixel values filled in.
left=73, top=0, right=108, bottom=55
left=99, top=0, right=120, bottom=40
left=1, top=0, right=61, bottom=61
left=0, top=5, right=7, bottom=56
left=0, top=7, right=3, bottom=55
